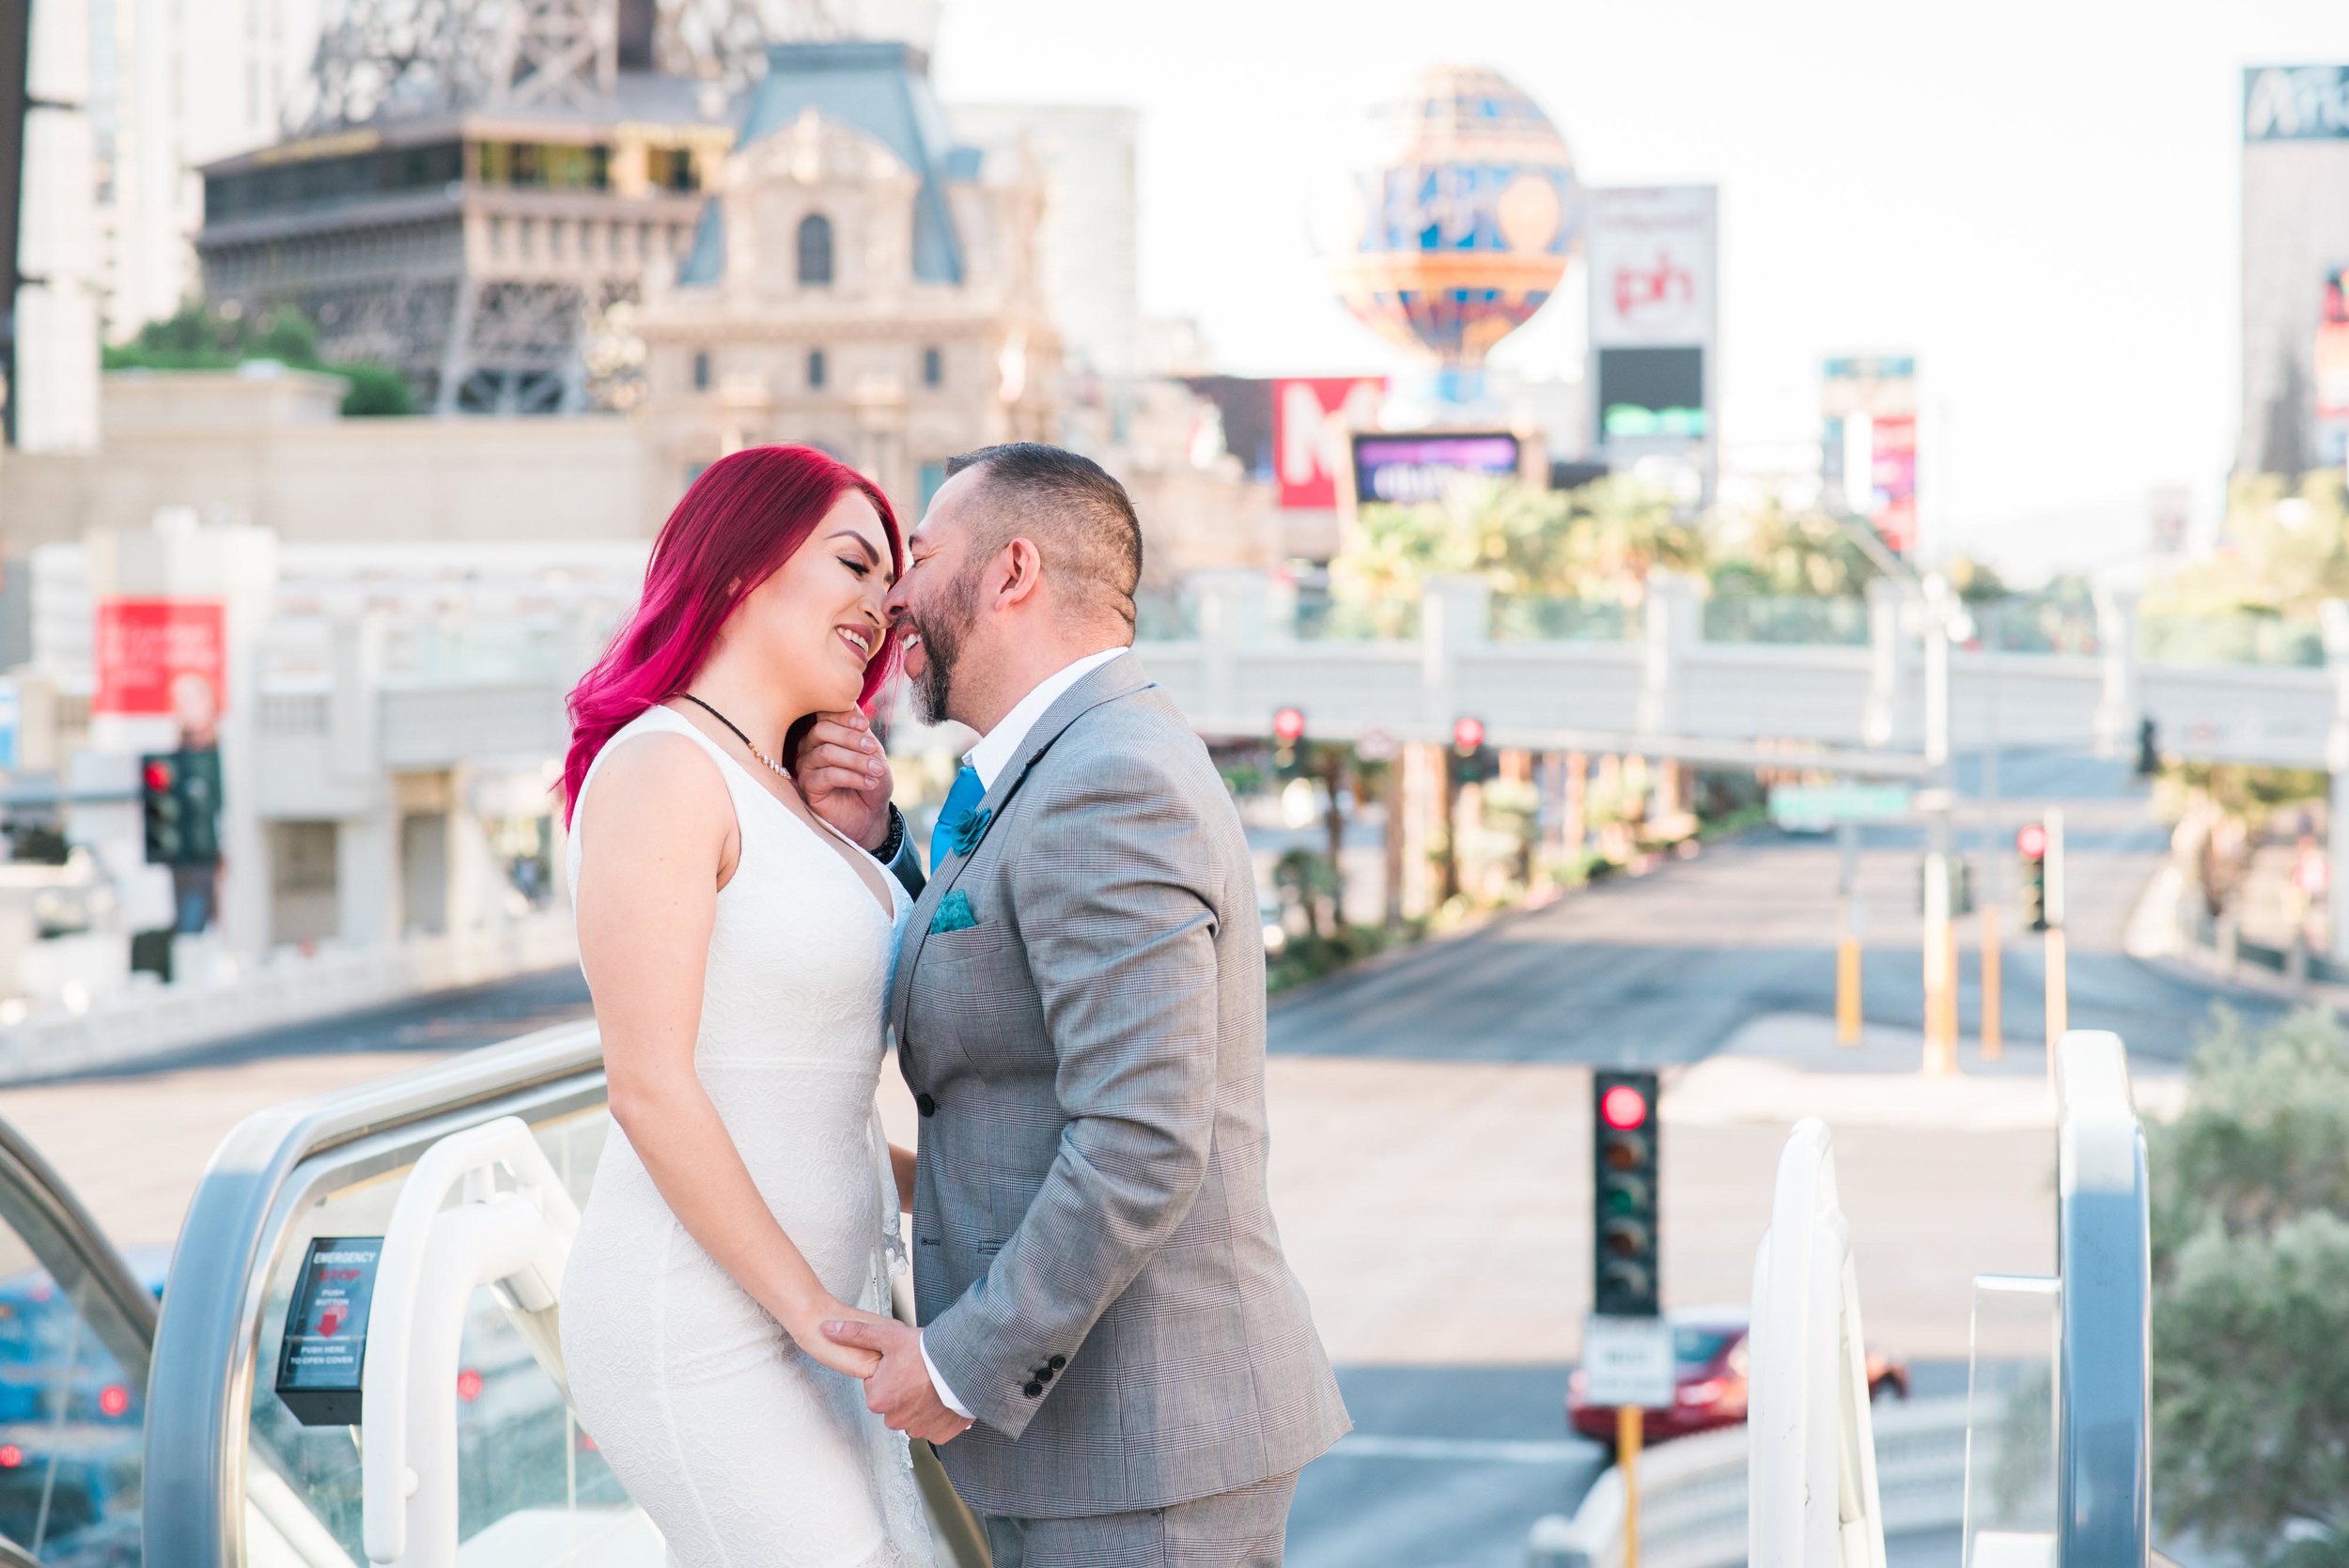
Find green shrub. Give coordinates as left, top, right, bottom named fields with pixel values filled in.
left=2150, top=1007, right=2349, bottom=1560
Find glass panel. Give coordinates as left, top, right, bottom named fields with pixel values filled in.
left=2138, top=612, right=2325, bottom=669
left=1132, top=587, right=1198, bottom=641
left=1962, top=1273, right=2059, bottom=1568
left=0, top=1233, right=155, bottom=1566
left=1489, top=595, right=1633, bottom=643
left=1971, top=597, right=2100, bottom=656
left=1293, top=597, right=1420, bottom=641
left=1701, top=595, right=1870, bottom=646
left=244, top=1107, right=631, bottom=1556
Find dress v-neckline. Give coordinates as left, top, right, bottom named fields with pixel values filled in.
left=676, top=712, right=897, bottom=924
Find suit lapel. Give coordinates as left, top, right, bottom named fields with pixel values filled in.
left=889, top=652, right=1156, bottom=1044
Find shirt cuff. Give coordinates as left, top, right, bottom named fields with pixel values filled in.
left=921, top=1332, right=973, bottom=1421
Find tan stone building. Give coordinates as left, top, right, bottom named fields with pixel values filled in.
left=632, top=40, right=1060, bottom=524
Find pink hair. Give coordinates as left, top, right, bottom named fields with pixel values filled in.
left=562, top=445, right=903, bottom=825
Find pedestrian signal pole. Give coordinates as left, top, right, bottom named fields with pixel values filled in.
left=1588, top=1070, right=1667, bottom=1568
left=1835, top=822, right=1862, bottom=1045
left=2044, top=808, right=2068, bottom=1067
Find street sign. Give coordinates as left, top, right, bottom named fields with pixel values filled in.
left=1768, top=784, right=1913, bottom=833
left=1581, top=1313, right=1676, bottom=1407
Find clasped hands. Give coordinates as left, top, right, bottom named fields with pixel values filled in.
left=824, top=1315, right=975, bottom=1445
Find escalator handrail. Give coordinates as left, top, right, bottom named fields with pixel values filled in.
left=144, top=1018, right=605, bottom=1568
left=0, top=1110, right=160, bottom=1380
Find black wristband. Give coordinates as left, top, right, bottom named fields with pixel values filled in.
left=872, top=802, right=907, bottom=864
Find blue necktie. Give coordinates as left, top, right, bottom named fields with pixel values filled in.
left=933, top=765, right=985, bottom=874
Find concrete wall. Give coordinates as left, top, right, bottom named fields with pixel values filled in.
left=0, top=369, right=656, bottom=551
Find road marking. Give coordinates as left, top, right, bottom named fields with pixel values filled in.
left=1328, top=1435, right=1592, bottom=1465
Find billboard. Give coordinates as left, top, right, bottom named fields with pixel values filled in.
left=1821, top=356, right=1920, bottom=555
left=94, top=598, right=226, bottom=724
left=2246, top=67, right=2349, bottom=142
left=1350, top=431, right=1525, bottom=506
left=1595, top=347, right=1705, bottom=440
left=1272, top=377, right=1386, bottom=509
left=2318, top=268, right=2349, bottom=465
left=1587, top=186, right=1716, bottom=349
left=1586, top=186, right=1716, bottom=495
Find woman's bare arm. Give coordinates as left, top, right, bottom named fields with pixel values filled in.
left=889, top=1142, right=916, bottom=1213
left=575, top=734, right=893, bottom=1378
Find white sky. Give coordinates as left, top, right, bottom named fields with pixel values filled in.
left=932, top=0, right=2349, bottom=582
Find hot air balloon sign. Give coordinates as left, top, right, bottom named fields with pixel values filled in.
left=1326, top=66, right=1583, bottom=371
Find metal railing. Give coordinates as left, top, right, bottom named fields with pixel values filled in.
left=145, top=1021, right=611, bottom=1566
left=2054, top=1031, right=2152, bottom=1568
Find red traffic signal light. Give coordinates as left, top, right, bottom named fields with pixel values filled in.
left=2016, top=823, right=2048, bottom=860
left=1272, top=706, right=1306, bottom=744
left=143, top=760, right=175, bottom=793
left=1452, top=715, right=1486, bottom=753
left=1599, top=1083, right=1650, bottom=1131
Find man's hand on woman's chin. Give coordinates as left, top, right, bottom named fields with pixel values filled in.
left=796, top=710, right=894, bottom=851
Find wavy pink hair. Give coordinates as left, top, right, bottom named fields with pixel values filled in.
left=562, top=444, right=903, bottom=825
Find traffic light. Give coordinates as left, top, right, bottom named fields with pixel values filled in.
left=1272, top=706, right=1305, bottom=770
left=2018, top=822, right=2049, bottom=933
left=1449, top=715, right=1497, bottom=787
left=142, top=755, right=183, bottom=865
left=141, top=747, right=224, bottom=868
left=1592, top=1068, right=1661, bottom=1317
left=178, top=745, right=223, bottom=865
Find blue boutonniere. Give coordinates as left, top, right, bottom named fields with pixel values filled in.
left=929, top=889, right=979, bottom=934
left=948, top=805, right=993, bottom=859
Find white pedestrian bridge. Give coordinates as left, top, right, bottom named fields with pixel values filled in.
left=256, top=570, right=2349, bottom=801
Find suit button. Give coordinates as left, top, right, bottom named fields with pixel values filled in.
left=916, top=1093, right=937, bottom=1117
left=1034, top=1366, right=1053, bottom=1383
left=1047, top=1356, right=1066, bottom=1370
left=1022, top=1380, right=1043, bottom=1398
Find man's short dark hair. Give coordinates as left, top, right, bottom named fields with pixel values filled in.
left=944, top=442, right=1143, bottom=631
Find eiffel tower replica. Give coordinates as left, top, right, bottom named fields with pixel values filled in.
left=197, top=0, right=842, bottom=413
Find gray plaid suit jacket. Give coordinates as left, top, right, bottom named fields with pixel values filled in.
left=888, top=651, right=1349, bottom=1519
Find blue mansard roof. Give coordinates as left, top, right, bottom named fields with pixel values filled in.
left=677, top=40, right=973, bottom=288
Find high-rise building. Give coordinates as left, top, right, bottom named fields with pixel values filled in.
left=948, top=101, right=1138, bottom=378
left=2238, top=64, right=2349, bottom=476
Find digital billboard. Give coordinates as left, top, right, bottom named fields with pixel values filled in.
left=2318, top=267, right=2349, bottom=465
left=1595, top=347, right=1705, bottom=440
left=1585, top=186, right=1716, bottom=493
left=1350, top=432, right=1525, bottom=506
left=1273, top=377, right=1386, bottom=509
left=1821, top=356, right=1920, bottom=555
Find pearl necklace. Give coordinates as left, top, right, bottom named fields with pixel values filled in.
left=678, top=693, right=791, bottom=781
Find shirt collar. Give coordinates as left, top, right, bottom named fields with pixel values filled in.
left=965, top=647, right=1128, bottom=789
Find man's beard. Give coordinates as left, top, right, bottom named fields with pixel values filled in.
left=909, top=568, right=980, bottom=726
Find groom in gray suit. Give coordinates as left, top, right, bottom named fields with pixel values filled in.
left=824, top=443, right=1348, bottom=1565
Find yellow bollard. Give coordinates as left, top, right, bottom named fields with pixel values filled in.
left=1837, top=937, right=1863, bottom=1045
left=1619, top=1404, right=1643, bottom=1568
left=2045, top=925, right=2069, bottom=1073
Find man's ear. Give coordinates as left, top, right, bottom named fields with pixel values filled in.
left=993, top=538, right=1046, bottom=610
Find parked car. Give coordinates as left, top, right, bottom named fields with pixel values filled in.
left=1566, top=1307, right=1909, bottom=1444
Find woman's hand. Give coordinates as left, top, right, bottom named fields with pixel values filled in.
left=796, top=710, right=894, bottom=851
left=779, top=1294, right=896, bottom=1380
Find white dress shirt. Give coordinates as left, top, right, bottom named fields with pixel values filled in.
left=921, top=644, right=1128, bottom=1423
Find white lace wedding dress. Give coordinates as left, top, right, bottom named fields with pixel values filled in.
left=561, top=706, right=933, bottom=1566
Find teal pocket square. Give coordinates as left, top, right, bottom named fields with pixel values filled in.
left=929, top=890, right=979, bottom=934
